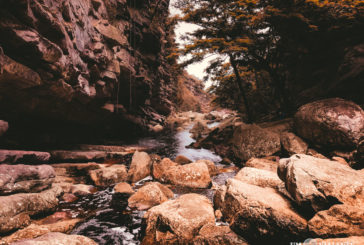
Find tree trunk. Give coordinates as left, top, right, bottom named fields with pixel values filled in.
left=229, top=54, right=253, bottom=123
left=267, top=67, right=291, bottom=117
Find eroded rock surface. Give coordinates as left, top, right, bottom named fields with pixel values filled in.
left=89, top=164, right=128, bottom=187
left=128, top=151, right=152, bottom=183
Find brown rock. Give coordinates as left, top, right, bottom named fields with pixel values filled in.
left=308, top=205, right=364, bottom=238
left=142, top=194, right=215, bottom=243
left=0, top=164, right=55, bottom=195
left=128, top=182, right=173, bottom=210
left=232, top=124, right=281, bottom=161
left=61, top=193, right=78, bottom=203
left=162, top=161, right=212, bottom=188
left=190, top=120, right=209, bottom=139
left=278, top=154, right=364, bottom=213
left=280, top=132, right=308, bottom=155
left=89, top=165, right=128, bottom=187
left=0, top=120, right=8, bottom=136
left=152, top=158, right=178, bottom=181
left=50, top=150, right=108, bottom=162
left=311, top=236, right=364, bottom=244
left=222, top=179, right=308, bottom=243
left=244, top=158, right=278, bottom=172
left=174, top=155, right=192, bottom=165
left=0, top=219, right=82, bottom=244
left=196, top=159, right=218, bottom=176
left=213, top=185, right=227, bottom=210
left=10, top=232, right=97, bottom=245
left=128, top=151, right=152, bottom=183
left=294, top=98, right=364, bottom=149
left=0, top=186, right=63, bottom=233
left=0, top=150, right=50, bottom=164
left=114, top=182, right=135, bottom=195
left=234, top=167, right=284, bottom=189
left=332, top=156, right=349, bottom=166
left=193, top=224, right=249, bottom=245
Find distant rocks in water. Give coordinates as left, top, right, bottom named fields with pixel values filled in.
left=232, top=124, right=281, bottom=161
left=10, top=232, right=97, bottom=245
left=0, top=120, right=8, bottom=136
left=189, top=119, right=209, bottom=140
left=142, top=194, right=215, bottom=244
left=128, top=151, right=152, bottom=183
left=0, top=150, right=50, bottom=164
left=294, top=98, right=364, bottom=150
left=0, top=186, right=63, bottom=233
left=0, top=164, right=55, bottom=195
left=128, top=182, right=173, bottom=210
left=278, top=154, right=364, bottom=214
left=89, top=164, right=128, bottom=187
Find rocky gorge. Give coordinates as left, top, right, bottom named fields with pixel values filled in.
left=0, top=0, right=363, bottom=245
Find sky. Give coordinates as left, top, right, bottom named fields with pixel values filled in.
left=169, top=0, right=215, bottom=89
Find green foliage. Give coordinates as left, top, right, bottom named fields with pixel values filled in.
left=174, top=0, right=363, bottom=120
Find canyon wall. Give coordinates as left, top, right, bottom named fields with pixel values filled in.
left=0, top=0, right=176, bottom=146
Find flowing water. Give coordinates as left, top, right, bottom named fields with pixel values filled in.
left=58, top=123, right=236, bottom=245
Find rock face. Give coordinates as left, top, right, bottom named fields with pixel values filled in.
left=232, top=124, right=281, bottom=161
left=0, top=120, right=8, bottom=136
left=128, top=182, right=173, bottom=210
left=294, top=98, right=364, bottom=150
left=152, top=158, right=178, bottom=181
left=0, top=150, right=50, bottom=164
left=128, top=151, right=152, bottom=183
left=222, top=179, right=308, bottom=243
left=89, top=164, right=128, bottom=187
left=278, top=154, right=364, bottom=213
left=244, top=158, right=278, bottom=172
left=143, top=194, right=215, bottom=244
left=11, top=232, right=97, bottom=245
left=0, top=0, right=176, bottom=144
left=114, top=182, right=134, bottom=195
left=0, top=164, right=55, bottom=195
left=0, top=186, right=63, bottom=233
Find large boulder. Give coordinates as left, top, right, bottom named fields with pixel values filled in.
left=89, top=165, right=128, bottom=187
left=128, top=151, right=152, bottom=183
left=278, top=154, right=364, bottom=213
left=0, top=186, right=63, bottom=233
left=114, top=182, right=135, bottom=195
left=159, top=161, right=212, bottom=188
left=234, top=167, right=284, bottom=189
left=142, top=194, right=215, bottom=243
left=0, top=120, right=8, bottom=136
left=221, top=179, right=308, bottom=243
left=11, top=232, right=97, bottom=245
left=294, top=98, right=364, bottom=149
left=308, top=204, right=364, bottom=238
left=231, top=124, right=281, bottom=161
left=128, top=182, right=173, bottom=210
left=0, top=164, right=55, bottom=195
left=0, top=150, right=50, bottom=164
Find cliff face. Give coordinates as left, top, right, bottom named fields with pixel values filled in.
left=0, top=0, right=175, bottom=145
